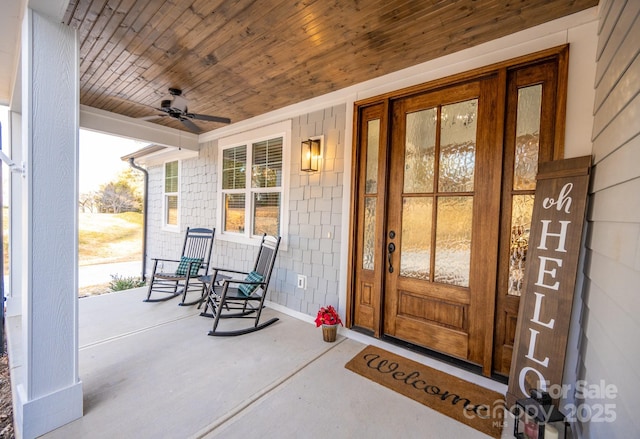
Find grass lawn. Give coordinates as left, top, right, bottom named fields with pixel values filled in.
left=3, top=209, right=143, bottom=295
left=79, top=211, right=143, bottom=266
left=4, top=209, right=142, bottom=269
left=79, top=211, right=143, bottom=296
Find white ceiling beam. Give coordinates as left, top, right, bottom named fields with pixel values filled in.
left=28, top=0, right=69, bottom=21
left=80, top=105, right=200, bottom=151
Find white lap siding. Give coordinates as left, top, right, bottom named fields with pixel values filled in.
left=577, top=1, right=640, bottom=438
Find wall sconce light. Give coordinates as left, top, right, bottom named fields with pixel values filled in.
left=301, top=138, right=321, bottom=172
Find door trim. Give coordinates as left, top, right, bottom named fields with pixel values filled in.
left=346, top=45, right=569, bottom=379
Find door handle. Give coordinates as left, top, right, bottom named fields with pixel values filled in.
left=387, top=242, right=395, bottom=273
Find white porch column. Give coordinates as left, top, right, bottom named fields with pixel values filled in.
left=16, top=9, right=82, bottom=439
left=6, top=110, right=22, bottom=318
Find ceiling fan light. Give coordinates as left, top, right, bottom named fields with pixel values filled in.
left=171, top=95, right=188, bottom=113
left=143, top=87, right=230, bottom=132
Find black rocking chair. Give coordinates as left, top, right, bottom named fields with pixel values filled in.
left=145, top=227, right=215, bottom=305
left=200, top=234, right=281, bottom=336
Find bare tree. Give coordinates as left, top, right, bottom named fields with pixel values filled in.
left=96, top=181, right=140, bottom=213
left=79, top=191, right=98, bottom=213
left=89, top=168, right=143, bottom=214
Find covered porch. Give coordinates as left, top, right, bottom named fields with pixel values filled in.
left=6, top=1, right=640, bottom=437
left=6, top=288, right=508, bottom=438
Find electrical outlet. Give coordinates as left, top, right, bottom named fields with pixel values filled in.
left=297, top=274, right=307, bottom=289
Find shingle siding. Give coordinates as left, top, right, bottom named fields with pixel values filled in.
left=146, top=165, right=186, bottom=262
left=577, top=1, right=640, bottom=437
left=285, top=104, right=346, bottom=315
left=145, top=104, right=346, bottom=317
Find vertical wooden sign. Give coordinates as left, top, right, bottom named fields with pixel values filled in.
left=507, top=156, right=591, bottom=406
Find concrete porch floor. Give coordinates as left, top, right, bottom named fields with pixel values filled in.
left=8, top=288, right=512, bottom=438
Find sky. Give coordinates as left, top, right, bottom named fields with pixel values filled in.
left=79, top=129, right=146, bottom=193
left=0, top=107, right=145, bottom=195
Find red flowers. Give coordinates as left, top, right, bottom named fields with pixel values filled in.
left=315, top=305, right=343, bottom=327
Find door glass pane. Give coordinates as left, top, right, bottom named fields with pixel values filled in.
left=224, top=193, right=245, bottom=233
left=365, top=119, right=380, bottom=194
left=362, top=197, right=376, bottom=270
left=514, top=85, right=542, bottom=190
left=253, top=192, right=280, bottom=236
left=435, top=196, right=473, bottom=287
left=439, top=99, right=477, bottom=192
left=508, top=195, right=535, bottom=296
left=400, top=197, right=432, bottom=279
left=404, top=108, right=436, bottom=193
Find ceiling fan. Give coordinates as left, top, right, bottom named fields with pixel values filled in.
left=140, top=88, right=231, bottom=133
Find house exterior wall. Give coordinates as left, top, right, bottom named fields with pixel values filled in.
left=136, top=10, right=640, bottom=437
left=143, top=11, right=599, bottom=323
left=144, top=105, right=347, bottom=316
left=277, top=105, right=346, bottom=313
left=576, top=1, right=640, bottom=438
left=140, top=8, right=606, bottom=397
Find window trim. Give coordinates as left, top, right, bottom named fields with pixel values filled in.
left=217, top=120, right=291, bottom=248
left=162, top=159, right=181, bottom=232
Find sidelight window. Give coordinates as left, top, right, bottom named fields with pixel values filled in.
left=507, top=85, right=543, bottom=296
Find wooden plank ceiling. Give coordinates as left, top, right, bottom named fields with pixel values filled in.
left=64, top=0, right=597, bottom=133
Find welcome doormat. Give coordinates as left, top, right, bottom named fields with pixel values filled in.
left=345, top=345, right=505, bottom=438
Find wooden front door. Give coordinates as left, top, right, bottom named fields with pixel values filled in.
left=350, top=77, right=502, bottom=369
left=348, top=48, right=567, bottom=377
left=383, top=79, right=501, bottom=366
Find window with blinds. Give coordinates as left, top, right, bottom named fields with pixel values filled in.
left=164, top=160, right=179, bottom=229
left=222, top=146, right=247, bottom=190
left=252, top=138, right=283, bottom=188
left=220, top=137, right=283, bottom=237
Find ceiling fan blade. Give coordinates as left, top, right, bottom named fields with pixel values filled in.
left=180, top=118, right=202, bottom=133
left=138, top=114, right=166, bottom=121
left=189, top=113, right=231, bottom=124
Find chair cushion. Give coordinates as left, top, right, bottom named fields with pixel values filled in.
left=238, top=271, right=264, bottom=296
left=175, top=257, right=203, bottom=276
